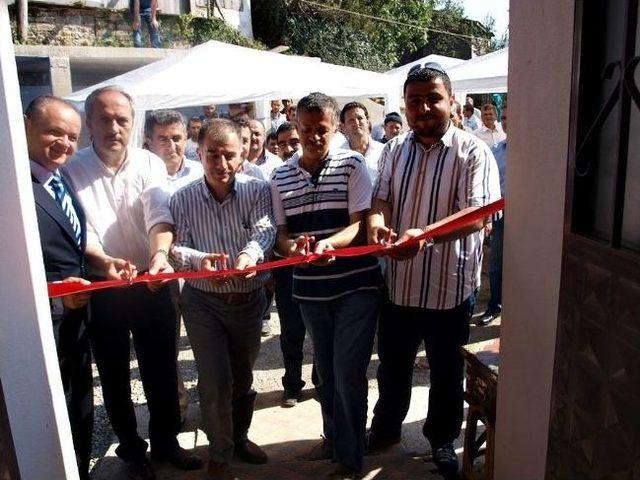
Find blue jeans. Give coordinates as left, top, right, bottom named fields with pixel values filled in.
left=132, top=9, right=161, bottom=48
left=299, top=290, right=379, bottom=472
left=488, top=217, right=504, bottom=312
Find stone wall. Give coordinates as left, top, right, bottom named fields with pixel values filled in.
left=9, top=4, right=192, bottom=48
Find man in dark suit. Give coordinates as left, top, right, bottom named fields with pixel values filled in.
left=25, top=95, right=93, bottom=480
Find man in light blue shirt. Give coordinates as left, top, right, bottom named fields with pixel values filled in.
left=478, top=106, right=507, bottom=326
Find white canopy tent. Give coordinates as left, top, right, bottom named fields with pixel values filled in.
left=449, top=47, right=508, bottom=95
left=65, top=40, right=400, bottom=145
left=385, top=53, right=465, bottom=81
left=384, top=49, right=508, bottom=105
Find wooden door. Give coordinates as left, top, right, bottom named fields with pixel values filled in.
left=546, top=1, right=640, bottom=478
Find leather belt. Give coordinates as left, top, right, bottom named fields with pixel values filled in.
left=207, top=289, right=260, bottom=305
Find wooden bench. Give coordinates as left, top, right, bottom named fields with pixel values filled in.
left=461, top=338, right=500, bottom=480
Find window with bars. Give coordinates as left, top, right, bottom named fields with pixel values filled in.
left=572, top=0, right=640, bottom=252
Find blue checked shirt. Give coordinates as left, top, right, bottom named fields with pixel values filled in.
left=169, top=173, right=276, bottom=293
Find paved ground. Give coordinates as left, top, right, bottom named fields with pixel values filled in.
left=89, top=254, right=500, bottom=480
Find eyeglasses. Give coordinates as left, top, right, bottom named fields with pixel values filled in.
left=407, top=62, right=447, bottom=77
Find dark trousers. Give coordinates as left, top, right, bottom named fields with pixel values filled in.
left=370, top=295, right=475, bottom=449
left=262, top=284, right=274, bottom=321
left=53, top=306, right=93, bottom=479
left=168, top=280, right=192, bottom=422
left=273, top=265, right=313, bottom=393
left=90, top=284, right=180, bottom=461
left=180, top=285, right=265, bottom=462
left=299, top=290, right=379, bottom=472
left=488, top=217, right=504, bottom=312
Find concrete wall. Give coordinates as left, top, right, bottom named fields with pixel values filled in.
left=0, top=3, right=80, bottom=478
left=493, top=1, right=575, bottom=478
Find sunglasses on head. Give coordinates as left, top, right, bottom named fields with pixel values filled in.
left=407, top=62, right=447, bottom=76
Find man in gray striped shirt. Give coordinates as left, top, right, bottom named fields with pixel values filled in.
left=366, top=63, right=500, bottom=479
left=169, top=119, right=276, bottom=480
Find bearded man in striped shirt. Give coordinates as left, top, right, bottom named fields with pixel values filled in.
left=366, top=63, right=501, bottom=479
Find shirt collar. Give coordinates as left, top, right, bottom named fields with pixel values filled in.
left=90, top=143, right=130, bottom=176
left=410, top=121, right=455, bottom=150
left=30, top=160, right=57, bottom=185
left=479, top=124, right=499, bottom=133
left=199, top=176, right=239, bottom=203
left=168, top=156, right=188, bottom=180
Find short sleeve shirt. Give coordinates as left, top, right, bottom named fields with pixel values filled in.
left=63, top=145, right=173, bottom=270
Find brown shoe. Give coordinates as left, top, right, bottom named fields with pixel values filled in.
left=151, top=446, right=203, bottom=470
left=234, top=438, right=268, bottom=464
left=308, top=436, right=333, bottom=461
left=206, top=461, right=233, bottom=480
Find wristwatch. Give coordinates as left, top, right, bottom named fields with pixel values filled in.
left=153, top=248, right=169, bottom=260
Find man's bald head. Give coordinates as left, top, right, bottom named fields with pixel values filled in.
left=24, top=95, right=81, bottom=172
left=25, top=95, right=78, bottom=124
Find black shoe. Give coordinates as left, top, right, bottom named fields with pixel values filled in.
left=366, top=430, right=401, bottom=454
left=234, top=438, right=268, bottom=464
left=432, top=442, right=459, bottom=479
left=475, top=308, right=501, bottom=326
left=125, top=457, right=156, bottom=480
left=307, top=436, right=333, bottom=461
left=281, top=390, right=301, bottom=408
left=328, top=462, right=361, bottom=479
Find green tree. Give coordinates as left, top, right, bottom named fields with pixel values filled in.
left=253, top=0, right=433, bottom=71
left=251, top=0, right=493, bottom=70
left=422, top=0, right=493, bottom=58
left=482, top=13, right=509, bottom=51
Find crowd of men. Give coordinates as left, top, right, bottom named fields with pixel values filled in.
left=28, top=62, right=505, bottom=480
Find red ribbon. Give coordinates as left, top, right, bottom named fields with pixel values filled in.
left=48, top=198, right=504, bottom=298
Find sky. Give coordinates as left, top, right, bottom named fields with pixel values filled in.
left=461, top=0, right=509, bottom=36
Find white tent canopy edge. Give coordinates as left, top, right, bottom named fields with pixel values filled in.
left=65, top=40, right=401, bottom=145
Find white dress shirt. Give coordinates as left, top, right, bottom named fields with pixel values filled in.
left=63, top=145, right=173, bottom=271
left=240, top=160, right=267, bottom=181
left=362, top=138, right=385, bottom=182
left=254, top=149, right=283, bottom=180
left=473, top=124, right=507, bottom=147
left=184, top=139, right=200, bottom=161
left=167, top=156, right=204, bottom=194
left=30, top=160, right=59, bottom=200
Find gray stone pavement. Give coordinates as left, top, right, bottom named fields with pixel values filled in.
left=90, top=258, right=500, bottom=480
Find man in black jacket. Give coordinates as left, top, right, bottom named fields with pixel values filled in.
left=25, top=95, right=93, bottom=479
